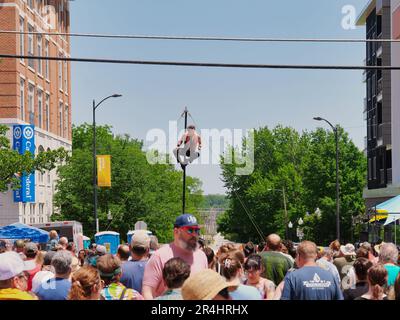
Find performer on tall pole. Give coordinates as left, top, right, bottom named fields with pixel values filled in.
left=173, top=108, right=202, bottom=214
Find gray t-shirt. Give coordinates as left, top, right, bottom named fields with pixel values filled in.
left=281, top=266, right=343, bottom=300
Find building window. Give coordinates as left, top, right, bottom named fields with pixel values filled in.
left=373, top=157, right=377, bottom=180
left=37, top=34, right=43, bottom=75
left=64, top=105, right=68, bottom=138
left=59, top=0, right=64, bottom=32
left=47, top=148, right=51, bottom=185
left=59, top=102, right=63, bottom=136
left=38, top=89, right=43, bottom=128
left=367, top=77, right=371, bottom=101
left=45, top=93, right=50, bottom=131
left=58, top=53, right=63, bottom=91
left=64, top=61, right=68, bottom=93
left=45, top=40, right=49, bottom=79
left=28, top=24, right=34, bottom=69
left=372, top=74, right=376, bottom=97
left=28, top=0, right=34, bottom=10
left=30, top=203, right=35, bottom=222
left=368, top=158, right=372, bottom=180
left=20, top=78, right=25, bottom=121
left=19, top=17, right=24, bottom=62
left=28, top=84, right=35, bottom=125
left=367, top=118, right=372, bottom=141
left=372, top=115, right=377, bottom=138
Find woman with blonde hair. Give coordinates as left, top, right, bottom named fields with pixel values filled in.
left=68, top=266, right=102, bottom=300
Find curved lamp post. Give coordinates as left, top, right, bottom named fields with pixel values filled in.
left=93, top=94, right=122, bottom=233
left=313, top=116, right=340, bottom=242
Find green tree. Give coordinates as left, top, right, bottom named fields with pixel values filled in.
left=219, top=125, right=366, bottom=245
left=53, top=124, right=203, bottom=243
left=0, top=125, right=68, bottom=192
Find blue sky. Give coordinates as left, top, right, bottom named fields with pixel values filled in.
left=70, top=0, right=369, bottom=195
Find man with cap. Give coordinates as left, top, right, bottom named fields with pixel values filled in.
left=120, top=230, right=151, bottom=293
left=142, top=214, right=208, bottom=300
left=0, top=252, right=38, bottom=300
left=333, top=243, right=357, bottom=289
left=23, top=242, right=41, bottom=291
left=88, top=244, right=106, bottom=267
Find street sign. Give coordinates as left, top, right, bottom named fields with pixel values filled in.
left=297, top=227, right=304, bottom=240
left=135, top=221, right=147, bottom=230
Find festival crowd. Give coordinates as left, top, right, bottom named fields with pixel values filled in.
left=0, top=213, right=399, bottom=301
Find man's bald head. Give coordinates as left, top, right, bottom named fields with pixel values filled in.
left=58, top=237, right=68, bottom=249
left=266, top=234, right=281, bottom=251
left=117, top=245, right=131, bottom=262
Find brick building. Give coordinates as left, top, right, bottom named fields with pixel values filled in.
left=0, top=0, right=72, bottom=225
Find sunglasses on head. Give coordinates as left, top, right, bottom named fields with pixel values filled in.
left=180, top=226, right=201, bottom=235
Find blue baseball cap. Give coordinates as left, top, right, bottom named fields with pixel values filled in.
left=174, top=214, right=199, bottom=228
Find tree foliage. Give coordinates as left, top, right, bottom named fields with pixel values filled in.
left=219, top=125, right=366, bottom=245
left=0, top=125, right=68, bottom=192
left=53, top=124, right=203, bottom=243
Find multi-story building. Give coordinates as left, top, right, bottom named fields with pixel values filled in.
left=0, top=0, right=72, bottom=225
left=392, top=0, right=400, bottom=189
left=357, top=0, right=400, bottom=209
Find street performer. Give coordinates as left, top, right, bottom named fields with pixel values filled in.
left=173, top=125, right=202, bottom=169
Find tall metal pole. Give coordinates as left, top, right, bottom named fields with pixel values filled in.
left=335, top=127, right=340, bottom=242
left=182, top=107, right=188, bottom=214
left=282, top=186, right=289, bottom=240
left=93, top=100, right=99, bottom=234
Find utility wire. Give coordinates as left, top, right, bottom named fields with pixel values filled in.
left=1, top=30, right=400, bottom=43
left=2, top=54, right=400, bottom=70
left=233, top=189, right=265, bottom=242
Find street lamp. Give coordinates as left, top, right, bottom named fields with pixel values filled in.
left=267, top=187, right=289, bottom=239
left=93, top=94, right=122, bottom=234
left=313, top=116, right=340, bottom=242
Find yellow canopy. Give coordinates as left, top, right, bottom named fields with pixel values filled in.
left=369, top=214, right=388, bottom=223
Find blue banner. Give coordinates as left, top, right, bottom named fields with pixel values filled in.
left=13, top=125, right=35, bottom=203
left=12, top=126, right=23, bottom=202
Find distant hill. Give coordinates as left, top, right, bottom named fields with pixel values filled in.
left=200, top=194, right=229, bottom=210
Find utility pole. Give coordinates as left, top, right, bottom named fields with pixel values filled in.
left=182, top=107, right=188, bottom=214
left=283, top=186, right=289, bottom=240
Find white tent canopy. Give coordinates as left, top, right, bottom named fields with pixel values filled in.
left=374, top=195, right=400, bottom=226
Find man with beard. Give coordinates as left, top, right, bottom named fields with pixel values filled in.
left=142, top=214, right=208, bottom=300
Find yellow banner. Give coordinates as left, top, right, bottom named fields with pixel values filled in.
left=97, top=155, right=111, bottom=187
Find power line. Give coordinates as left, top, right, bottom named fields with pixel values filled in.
left=2, top=54, right=400, bottom=70
left=2, top=29, right=400, bottom=43
left=233, top=189, right=265, bottom=242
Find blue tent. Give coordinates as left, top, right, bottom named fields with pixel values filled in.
left=0, top=223, right=49, bottom=243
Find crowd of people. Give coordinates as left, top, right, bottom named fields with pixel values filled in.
left=1, top=213, right=400, bottom=301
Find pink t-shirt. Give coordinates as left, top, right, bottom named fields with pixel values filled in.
left=143, top=243, right=208, bottom=298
